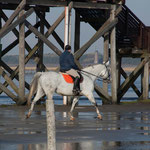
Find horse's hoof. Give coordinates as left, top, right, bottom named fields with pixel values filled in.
left=97, top=115, right=102, bottom=120
left=70, top=116, right=75, bottom=121
left=26, top=114, right=30, bottom=119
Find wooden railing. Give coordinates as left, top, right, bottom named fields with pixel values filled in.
left=117, top=5, right=150, bottom=52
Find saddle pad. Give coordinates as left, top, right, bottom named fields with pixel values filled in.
left=61, top=73, right=74, bottom=83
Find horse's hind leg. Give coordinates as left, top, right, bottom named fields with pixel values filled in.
left=69, top=97, right=79, bottom=121
left=85, top=93, right=102, bottom=120
left=26, top=86, right=44, bottom=119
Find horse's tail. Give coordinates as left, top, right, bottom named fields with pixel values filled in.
left=27, top=72, right=42, bottom=106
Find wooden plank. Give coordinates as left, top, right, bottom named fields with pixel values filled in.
left=0, top=0, right=67, bottom=7
left=73, top=2, right=115, bottom=9
left=0, top=8, right=34, bottom=38
left=74, top=17, right=118, bottom=60
left=0, top=67, right=19, bottom=94
left=118, top=57, right=149, bottom=101
left=120, top=67, right=141, bottom=97
left=1, top=0, right=26, bottom=33
left=0, top=83, right=17, bottom=102
left=25, top=20, right=62, bottom=56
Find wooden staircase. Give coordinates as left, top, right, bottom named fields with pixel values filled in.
left=75, top=4, right=150, bottom=52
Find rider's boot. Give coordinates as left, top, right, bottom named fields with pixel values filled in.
left=73, top=77, right=80, bottom=95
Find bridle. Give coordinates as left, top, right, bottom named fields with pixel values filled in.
left=79, top=65, right=111, bottom=83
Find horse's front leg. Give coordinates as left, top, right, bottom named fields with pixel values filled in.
left=69, top=97, right=79, bottom=121
left=86, top=93, right=102, bottom=120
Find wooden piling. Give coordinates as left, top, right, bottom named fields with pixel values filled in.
left=142, top=61, right=149, bottom=99
left=18, top=8, right=25, bottom=104
left=46, top=99, right=56, bottom=150
left=110, top=6, right=117, bottom=103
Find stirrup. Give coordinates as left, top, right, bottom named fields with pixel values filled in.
left=73, top=89, right=80, bottom=95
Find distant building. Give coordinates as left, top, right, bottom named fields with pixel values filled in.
left=94, top=50, right=99, bottom=64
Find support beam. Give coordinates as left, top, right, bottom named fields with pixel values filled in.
left=0, top=8, right=34, bottom=38
left=0, top=0, right=68, bottom=7
left=94, top=83, right=112, bottom=104
left=1, top=22, right=40, bottom=56
left=142, top=61, right=149, bottom=99
left=0, top=9, right=36, bottom=55
left=1, top=0, right=26, bottom=32
left=73, top=2, right=115, bottom=9
left=18, top=9, right=25, bottom=104
left=36, top=10, right=64, bottom=49
left=0, top=67, right=19, bottom=94
left=74, top=10, right=80, bottom=52
left=118, top=57, right=149, bottom=101
left=110, top=7, right=117, bottom=103
left=103, top=32, right=109, bottom=93
left=120, top=67, right=141, bottom=97
left=0, top=83, right=17, bottom=102
left=36, top=12, right=45, bottom=72
left=74, top=17, right=118, bottom=60
left=25, top=20, right=62, bottom=56
left=0, top=61, right=30, bottom=95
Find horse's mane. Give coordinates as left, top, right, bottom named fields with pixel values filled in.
left=83, top=64, right=101, bottom=71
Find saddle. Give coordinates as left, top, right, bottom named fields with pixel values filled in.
left=60, top=72, right=83, bottom=84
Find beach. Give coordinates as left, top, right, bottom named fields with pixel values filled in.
left=1, top=103, right=150, bottom=150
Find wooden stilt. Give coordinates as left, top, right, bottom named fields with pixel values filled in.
left=110, top=7, right=117, bottom=104
left=36, top=11, right=45, bottom=72
left=142, top=61, right=149, bottom=99
left=74, top=10, right=80, bottom=52
left=18, top=8, right=25, bottom=104
left=103, top=32, right=109, bottom=92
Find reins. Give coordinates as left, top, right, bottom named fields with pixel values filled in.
left=79, top=69, right=111, bottom=83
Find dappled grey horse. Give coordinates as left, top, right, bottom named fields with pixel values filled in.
left=26, top=62, right=110, bottom=120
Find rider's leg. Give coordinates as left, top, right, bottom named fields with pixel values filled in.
left=73, top=77, right=80, bottom=95
left=66, top=69, right=80, bottom=95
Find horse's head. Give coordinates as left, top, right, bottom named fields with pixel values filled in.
left=98, top=61, right=111, bottom=81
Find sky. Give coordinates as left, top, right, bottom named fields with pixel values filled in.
left=1, top=0, right=150, bottom=55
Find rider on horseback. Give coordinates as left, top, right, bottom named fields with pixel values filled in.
left=59, top=45, right=81, bottom=95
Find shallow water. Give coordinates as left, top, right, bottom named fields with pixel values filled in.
left=1, top=106, right=150, bottom=150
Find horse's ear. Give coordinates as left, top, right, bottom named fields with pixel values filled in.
left=103, top=61, right=109, bottom=66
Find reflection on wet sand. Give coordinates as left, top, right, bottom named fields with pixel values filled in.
left=1, top=105, right=150, bottom=150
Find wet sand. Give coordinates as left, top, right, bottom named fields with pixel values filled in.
left=1, top=103, right=150, bottom=150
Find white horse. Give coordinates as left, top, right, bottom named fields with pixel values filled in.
left=26, top=62, right=110, bottom=120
